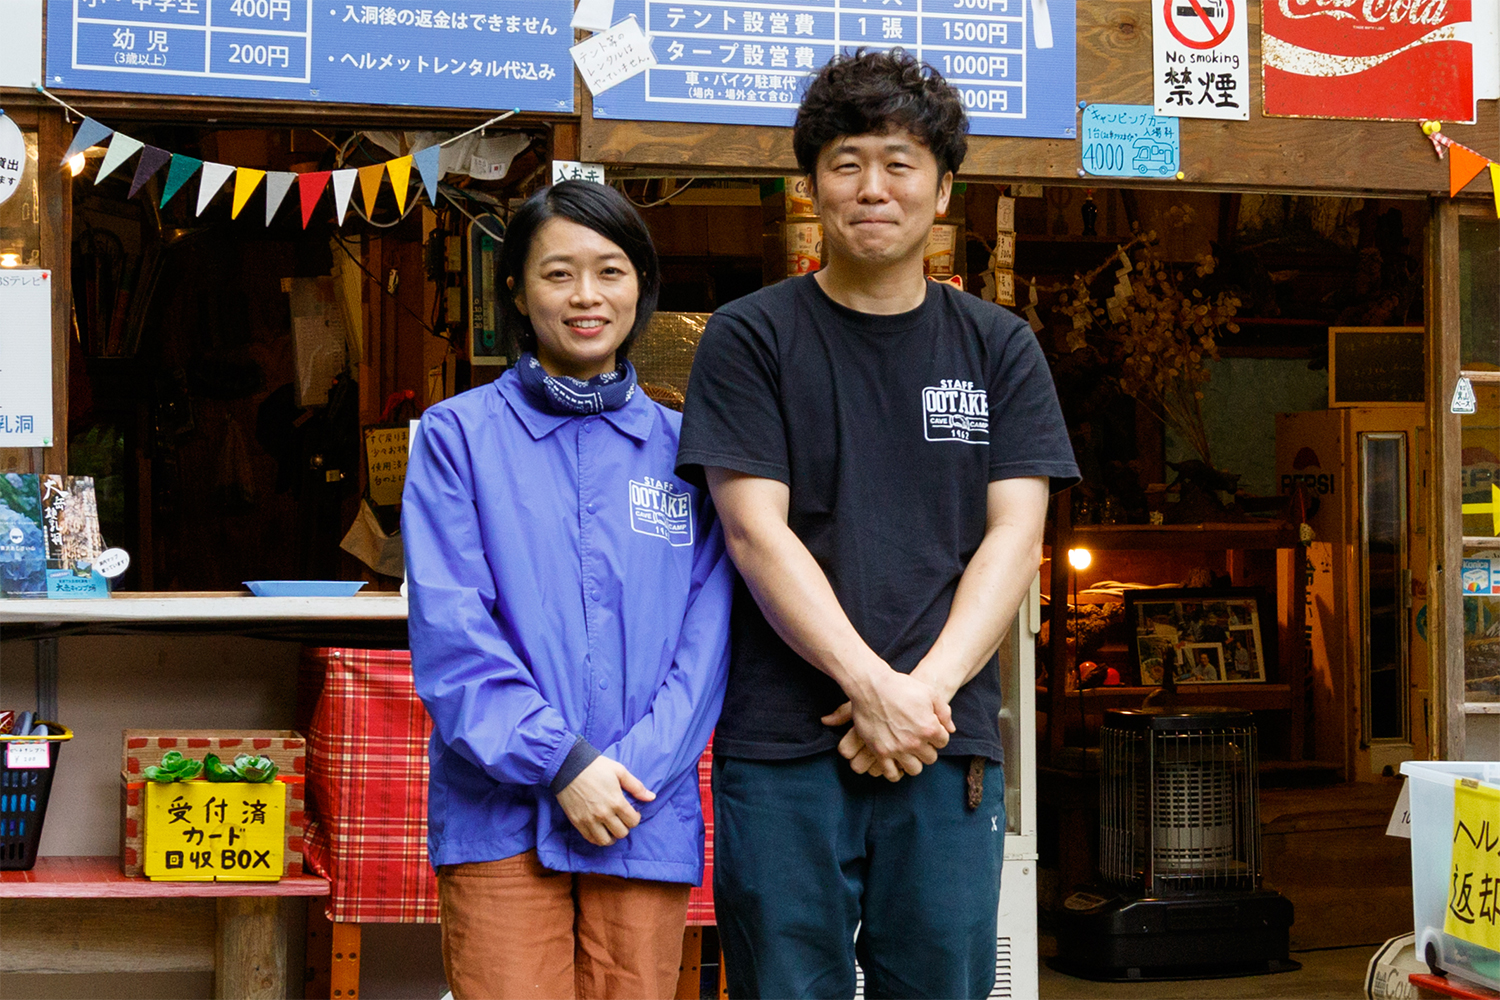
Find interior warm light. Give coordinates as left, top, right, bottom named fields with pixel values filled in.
left=0, top=253, right=20, bottom=268
left=1067, top=548, right=1092, bottom=570
left=67, top=153, right=86, bottom=176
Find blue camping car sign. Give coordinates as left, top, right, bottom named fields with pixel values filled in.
left=45, top=0, right=574, bottom=111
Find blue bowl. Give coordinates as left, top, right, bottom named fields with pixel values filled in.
left=243, top=580, right=368, bottom=598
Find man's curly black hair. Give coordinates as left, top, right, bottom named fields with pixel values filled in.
left=792, top=48, right=969, bottom=181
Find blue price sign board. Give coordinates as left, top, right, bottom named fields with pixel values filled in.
left=1080, top=103, right=1178, bottom=179
left=45, top=0, right=573, bottom=111
left=590, top=0, right=1077, bottom=139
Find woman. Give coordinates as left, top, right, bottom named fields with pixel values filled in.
left=403, top=181, right=732, bottom=1000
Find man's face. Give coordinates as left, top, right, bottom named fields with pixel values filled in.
left=810, top=129, right=952, bottom=270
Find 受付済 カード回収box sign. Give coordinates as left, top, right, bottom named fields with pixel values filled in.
left=143, top=780, right=286, bottom=881
left=590, top=0, right=1078, bottom=139
left=46, top=0, right=574, bottom=111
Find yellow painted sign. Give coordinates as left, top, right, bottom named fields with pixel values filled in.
left=1444, top=779, right=1500, bottom=952
left=364, top=426, right=410, bottom=506
left=143, top=781, right=285, bottom=881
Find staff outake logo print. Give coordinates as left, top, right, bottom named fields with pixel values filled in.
left=922, top=380, right=989, bottom=444
left=629, top=477, right=693, bottom=547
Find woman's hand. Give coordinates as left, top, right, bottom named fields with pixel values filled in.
left=555, top=757, right=656, bottom=847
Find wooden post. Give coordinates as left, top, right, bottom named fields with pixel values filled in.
left=676, top=926, right=702, bottom=1000
left=329, top=921, right=361, bottom=1000
left=37, top=107, right=71, bottom=477
left=215, top=896, right=289, bottom=999
left=1426, top=198, right=1465, bottom=761
left=1047, top=493, right=1073, bottom=763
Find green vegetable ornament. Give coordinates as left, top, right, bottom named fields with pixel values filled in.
left=141, top=750, right=203, bottom=783
left=232, top=753, right=279, bottom=783
left=203, top=753, right=240, bottom=782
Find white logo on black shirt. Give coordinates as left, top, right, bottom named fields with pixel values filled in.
left=922, top=381, right=989, bottom=444
left=628, top=477, right=694, bottom=547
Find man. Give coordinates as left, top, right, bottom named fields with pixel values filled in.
left=677, top=49, right=1080, bottom=999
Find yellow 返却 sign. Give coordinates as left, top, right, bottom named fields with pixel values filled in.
left=143, top=781, right=285, bottom=881
left=1444, top=779, right=1500, bottom=953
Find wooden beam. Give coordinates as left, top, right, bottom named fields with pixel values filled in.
left=580, top=1, right=1497, bottom=196
left=0, top=898, right=215, bottom=974
left=38, top=107, right=71, bottom=476
left=1426, top=198, right=1465, bottom=761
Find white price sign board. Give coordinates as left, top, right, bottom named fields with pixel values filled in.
left=0, top=269, right=53, bottom=448
left=1153, top=0, right=1249, bottom=121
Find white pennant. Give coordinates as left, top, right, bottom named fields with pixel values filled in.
left=331, top=168, right=357, bottom=225
left=264, top=171, right=296, bottom=225
left=196, top=162, right=236, bottom=216
left=95, top=133, right=143, bottom=184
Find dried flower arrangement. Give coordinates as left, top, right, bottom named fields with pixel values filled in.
left=1049, top=231, right=1242, bottom=470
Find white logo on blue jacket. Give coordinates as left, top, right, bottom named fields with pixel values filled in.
left=629, top=477, right=694, bottom=547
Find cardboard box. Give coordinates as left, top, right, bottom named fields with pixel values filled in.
left=120, top=730, right=305, bottom=877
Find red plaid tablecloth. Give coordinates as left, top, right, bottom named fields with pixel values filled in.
left=302, top=647, right=716, bottom=925
left=303, top=647, right=439, bottom=923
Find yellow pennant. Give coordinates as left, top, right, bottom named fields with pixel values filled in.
left=230, top=168, right=266, bottom=220
left=358, top=163, right=386, bottom=218
left=387, top=156, right=413, bottom=214
left=1491, top=162, right=1500, bottom=219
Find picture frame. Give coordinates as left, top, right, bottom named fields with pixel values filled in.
left=1124, top=588, right=1272, bottom=685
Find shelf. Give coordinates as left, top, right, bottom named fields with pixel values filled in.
left=1059, top=522, right=1300, bottom=551
left=0, top=856, right=330, bottom=899
left=1063, top=683, right=1293, bottom=712
left=0, top=593, right=409, bottom=645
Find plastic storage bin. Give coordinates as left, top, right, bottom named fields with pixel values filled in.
left=0, top=722, right=73, bottom=870
left=1399, top=760, right=1500, bottom=992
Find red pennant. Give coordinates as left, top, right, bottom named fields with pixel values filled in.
left=298, top=170, right=332, bottom=229
left=1449, top=144, right=1490, bottom=198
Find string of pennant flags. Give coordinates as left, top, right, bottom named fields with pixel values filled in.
left=53, top=95, right=519, bottom=229
left=1423, top=119, right=1500, bottom=218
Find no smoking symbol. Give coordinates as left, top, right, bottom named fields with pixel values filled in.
left=1164, top=0, right=1234, bottom=50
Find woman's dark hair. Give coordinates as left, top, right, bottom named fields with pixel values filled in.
left=500, top=180, right=661, bottom=361
left=792, top=48, right=969, bottom=181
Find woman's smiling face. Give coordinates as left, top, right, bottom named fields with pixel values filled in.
left=512, top=216, right=640, bottom=380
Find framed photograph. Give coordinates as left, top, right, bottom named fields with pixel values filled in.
left=1125, top=588, right=1271, bottom=685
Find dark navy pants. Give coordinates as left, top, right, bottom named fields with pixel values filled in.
left=712, top=751, right=1005, bottom=1000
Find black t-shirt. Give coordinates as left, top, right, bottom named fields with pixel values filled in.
left=677, top=275, right=1080, bottom=762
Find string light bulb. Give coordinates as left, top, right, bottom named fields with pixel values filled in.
left=67, top=153, right=86, bottom=176
left=0, top=253, right=20, bottom=267
left=1067, top=548, right=1092, bottom=570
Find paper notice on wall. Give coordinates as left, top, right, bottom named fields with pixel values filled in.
left=288, top=278, right=349, bottom=407
left=0, top=0, right=42, bottom=88
left=571, top=16, right=655, bottom=96
left=0, top=270, right=53, bottom=448
left=571, top=0, right=615, bottom=32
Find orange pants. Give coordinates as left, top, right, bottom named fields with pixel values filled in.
left=438, top=849, right=691, bottom=1000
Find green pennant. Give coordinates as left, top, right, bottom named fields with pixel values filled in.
left=160, top=155, right=203, bottom=208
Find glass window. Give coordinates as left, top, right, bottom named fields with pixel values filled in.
left=1460, top=217, right=1500, bottom=704
left=0, top=128, right=40, bottom=267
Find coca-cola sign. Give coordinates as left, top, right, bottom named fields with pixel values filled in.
left=1264, top=0, right=1474, bottom=121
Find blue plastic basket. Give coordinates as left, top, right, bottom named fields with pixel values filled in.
left=1, top=722, right=72, bottom=871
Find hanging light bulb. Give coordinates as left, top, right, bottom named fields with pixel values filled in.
left=0, top=253, right=21, bottom=268
left=67, top=153, right=86, bottom=176
left=1067, top=548, right=1092, bottom=570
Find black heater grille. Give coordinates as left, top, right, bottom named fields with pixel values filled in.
left=1100, top=707, right=1260, bottom=895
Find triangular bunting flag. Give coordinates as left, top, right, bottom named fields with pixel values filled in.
left=414, top=145, right=442, bottom=207
left=387, top=156, right=413, bottom=214
left=357, top=163, right=385, bottom=219
left=332, top=168, right=357, bottom=225
left=1491, top=163, right=1500, bottom=219
left=160, top=155, right=202, bottom=207
left=1450, top=143, right=1489, bottom=197
left=196, top=162, right=236, bottom=216
left=231, top=168, right=266, bottom=220
left=298, top=171, right=332, bottom=229
left=264, top=172, right=296, bottom=225
left=96, top=133, right=144, bottom=185
left=127, top=145, right=172, bottom=199
left=62, top=117, right=114, bottom=165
